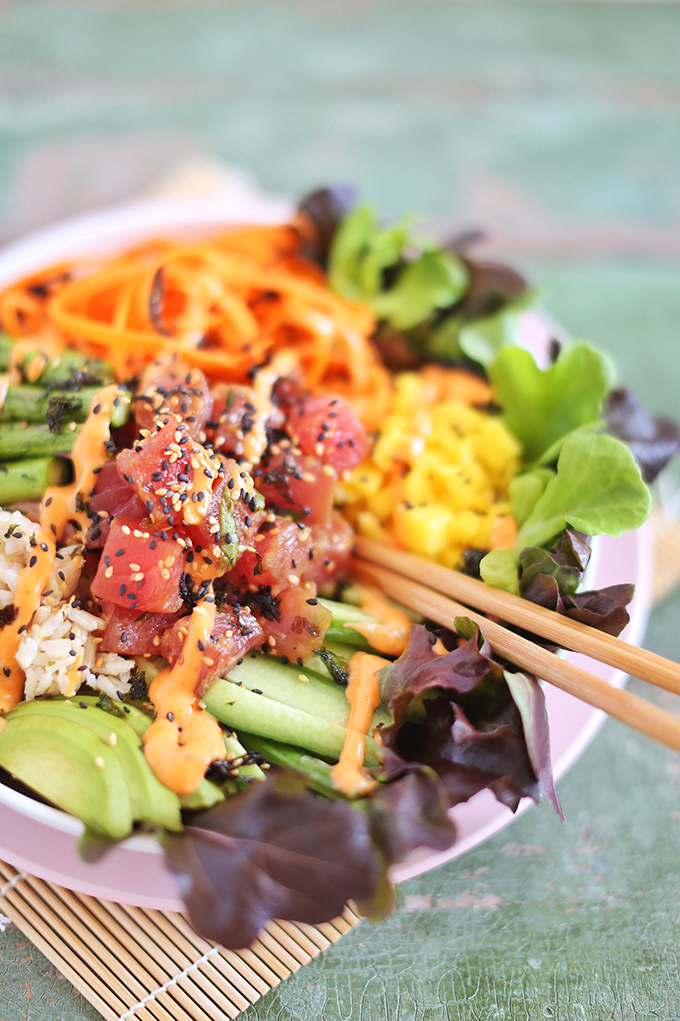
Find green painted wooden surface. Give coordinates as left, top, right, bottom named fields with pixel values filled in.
left=1, top=2, right=680, bottom=1018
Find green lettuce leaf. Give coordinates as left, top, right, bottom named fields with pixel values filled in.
left=481, top=432, right=651, bottom=593
left=479, top=548, right=521, bottom=594
left=328, top=204, right=467, bottom=331
left=517, top=431, right=651, bottom=551
left=371, top=250, right=468, bottom=331
left=508, top=469, right=554, bottom=528
left=425, top=289, right=537, bottom=366
left=488, top=341, right=615, bottom=464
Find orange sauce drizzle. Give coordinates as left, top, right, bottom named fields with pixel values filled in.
left=0, top=531, right=56, bottom=712
left=143, top=597, right=225, bottom=796
left=346, top=589, right=412, bottom=657
left=330, top=651, right=387, bottom=797
left=41, top=382, right=123, bottom=542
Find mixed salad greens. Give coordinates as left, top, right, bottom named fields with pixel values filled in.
left=0, top=187, right=677, bottom=950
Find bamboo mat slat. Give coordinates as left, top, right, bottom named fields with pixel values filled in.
left=2, top=516, right=680, bottom=1020
left=0, top=862, right=361, bottom=1021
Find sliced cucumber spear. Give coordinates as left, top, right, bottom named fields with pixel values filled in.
left=318, top=597, right=376, bottom=648
left=238, top=732, right=340, bottom=798
left=226, top=655, right=390, bottom=729
left=203, top=678, right=381, bottom=768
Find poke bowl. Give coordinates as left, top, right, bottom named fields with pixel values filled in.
left=0, top=193, right=656, bottom=936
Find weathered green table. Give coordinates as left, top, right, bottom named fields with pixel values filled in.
left=2, top=2, right=680, bottom=1017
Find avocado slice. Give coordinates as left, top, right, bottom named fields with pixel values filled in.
left=53, top=694, right=153, bottom=739
left=178, top=778, right=225, bottom=811
left=0, top=713, right=133, bottom=840
left=8, top=699, right=182, bottom=832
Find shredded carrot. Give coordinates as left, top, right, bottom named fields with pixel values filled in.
left=0, top=226, right=392, bottom=431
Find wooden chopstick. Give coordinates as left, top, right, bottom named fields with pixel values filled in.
left=350, top=557, right=680, bottom=755
left=354, top=537, right=680, bottom=698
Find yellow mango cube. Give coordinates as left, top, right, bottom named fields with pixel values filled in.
left=393, top=502, right=454, bottom=556
left=472, top=419, right=521, bottom=474
left=447, top=509, right=484, bottom=545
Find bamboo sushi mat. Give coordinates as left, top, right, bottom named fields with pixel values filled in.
left=0, top=861, right=361, bottom=1020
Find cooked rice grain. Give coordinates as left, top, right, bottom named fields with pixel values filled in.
left=16, top=601, right=134, bottom=701
left=0, top=510, right=134, bottom=701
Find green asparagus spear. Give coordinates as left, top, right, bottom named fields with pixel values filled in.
left=0, top=387, right=130, bottom=460
left=0, top=423, right=82, bottom=460
left=0, top=386, right=102, bottom=425
left=21, top=349, right=115, bottom=389
left=0, top=334, right=14, bottom=372
left=0, top=456, right=71, bottom=502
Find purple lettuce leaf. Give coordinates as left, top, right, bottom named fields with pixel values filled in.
left=519, top=529, right=633, bottom=637
left=387, top=696, right=540, bottom=813
left=366, top=767, right=457, bottom=865
left=297, top=187, right=358, bottom=268
left=503, top=669, right=564, bottom=822
left=519, top=529, right=591, bottom=598
left=162, top=772, right=379, bottom=949
left=444, top=240, right=528, bottom=323
left=604, top=387, right=680, bottom=484
left=377, top=624, right=548, bottom=815
left=561, top=583, right=634, bottom=637
left=379, top=624, right=505, bottom=733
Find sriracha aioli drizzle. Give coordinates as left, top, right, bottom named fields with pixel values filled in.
left=143, top=596, right=225, bottom=796
left=41, top=382, right=123, bottom=542
left=1, top=386, right=122, bottom=712
left=330, top=651, right=386, bottom=797
left=346, top=589, right=412, bottom=657
left=0, top=531, right=55, bottom=712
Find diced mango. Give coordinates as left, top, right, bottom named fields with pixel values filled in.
left=356, top=511, right=390, bottom=543
left=448, top=509, right=484, bottom=545
left=338, top=367, right=521, bottom=570
left=472, top=418, right=522, bottom=474
left=336, top=462, right=384, bottom=502
left=393, top=502, right=455, bottom=556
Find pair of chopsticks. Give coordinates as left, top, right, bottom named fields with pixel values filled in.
left=351, top=537, right=680, bottom=754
